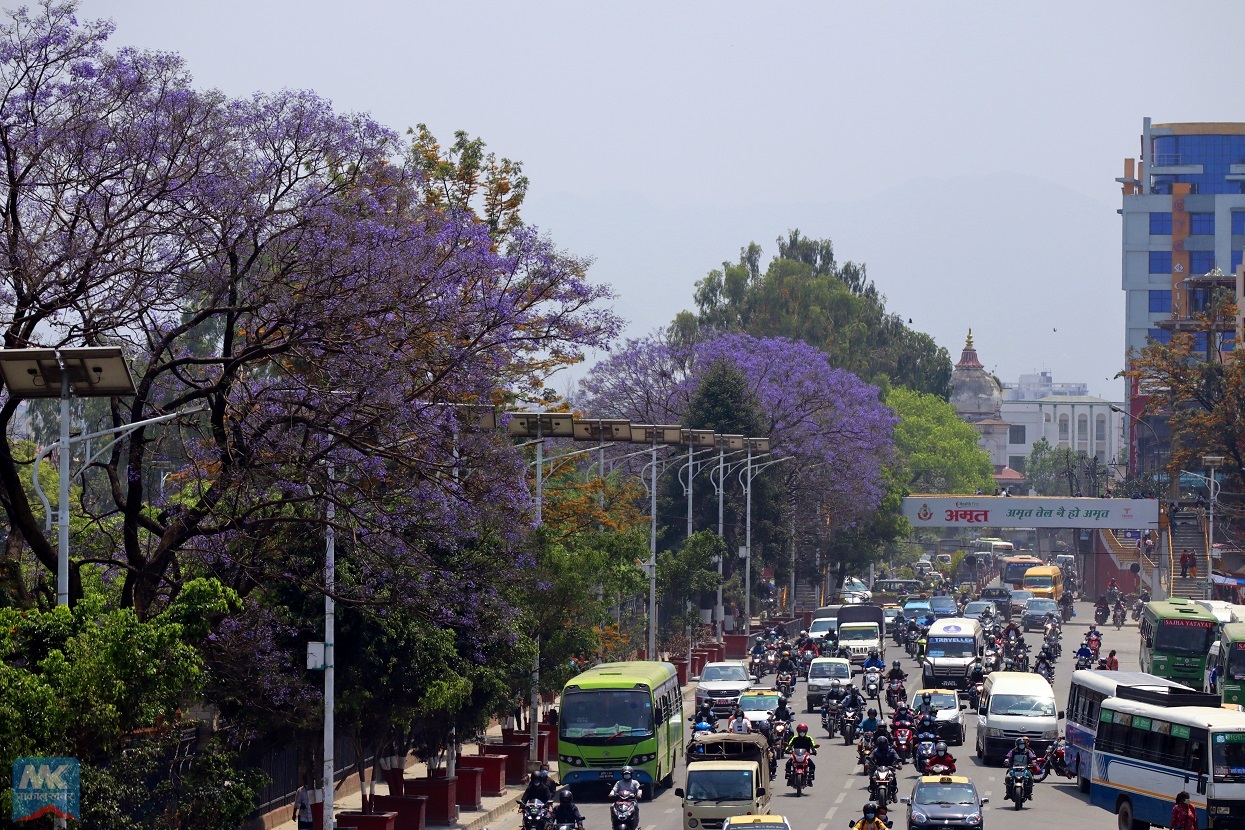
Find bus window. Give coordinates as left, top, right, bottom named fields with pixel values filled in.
left=1229, top=642, right=1245, bottom=681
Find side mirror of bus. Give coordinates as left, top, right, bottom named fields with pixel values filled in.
left=675, top=788, right=685, bottom=799
left=1058, top=710, right=1065, bottom=720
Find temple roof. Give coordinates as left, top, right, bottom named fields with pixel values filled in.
left=956, top=329, right=984, bottom=370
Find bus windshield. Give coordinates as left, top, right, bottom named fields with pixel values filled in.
left=1003, top=561, right=1038, bottom=584
left=560, top=690, right=654, bottom=744
left=1211, top=732, right=1245, bottom=783
left=1155, top=620, right=1217, bottom=655
left=1024, top=576, right=1054, bottom=589
left=1229, top=643, right=1245, bottom=681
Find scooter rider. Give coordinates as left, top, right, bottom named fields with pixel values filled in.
left=795, top=630, right=815, bottom=654
left=863, top=650, right=885, bottom=672
left=1004, top=738, right=1037, bottom=798
left=785, top=723, right=818, bottom=785
left=1075, top=640, right=1094, bottom=662
left=609, top=766, right=642, bottom=816
left=927, top=741, right=957, bottom=773
left=968, top=660, right=985, bottom=685
left=892, top=702, right=915, bottom=729
left=750, top=636, right=768, bottom=661
left=551, top=789, right=585, bottom=830
left=522, top=769, right=557, bottom=804
left=1034, top=648, right=1054, bottom=678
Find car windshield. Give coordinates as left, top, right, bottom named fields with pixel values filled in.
left=810, top=620, right=834, bottom=633
left=1228, top=643, right=1245, bottom=681
left=912, top=692, right=957, bottom=710
left=1154, top=620, right=1217, bottom=655
left=914, top=783, right=977, bottom=805
left=685, top=769, right=754, bottom=801
left=1024, top=576, right=1054, bottom=589
left=988, top=693, right=1055, bottom=717
left=926, top=638, right=976, bottom=658
left=904, top=602, right=931, bottom=614
left=1026, top=600, right=1057, bottom=614
left=809, top=662, right=850, bottom=679
left=560, top=690, right=654, bottom=744
left=740, top=695, right=779, bottom=712
left=1211, top=732, right=1245, bottom=783
left=981, top=589, right=1009, bottom=599
left=1011, top=592, right=1033, bottom=602
left=839, top=627, right=877, bottom=641
left=965, top=602, right=992, bottom=615
left=930, top=599, right=957, bottom=610
left=701, top=665, right=749, bottom=682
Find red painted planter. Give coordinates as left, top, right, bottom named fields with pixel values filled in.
left=723, top=633, right=750, bottom=659
left=670, top=658, right=689, bottom=686
left=689, top=652, right=705, bottom=676
left=312, top=801, right=325, bottom=830
left=370, top=795, right=427, bottom=830
left=336, top=811, right=398, bottom=830
left=481, top=742, right=530, bottom=784
left=454, top=766, right=483, bottom=810
left=538, top=723, right=558, bottom=758
left=402, top=777, right=458, bottom=825
left=456, top=754, right=507, bottom=797
left=381, top=766, right=406, bottom=794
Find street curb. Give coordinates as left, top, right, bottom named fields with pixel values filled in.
left=460, top=793, right=521, bottom=830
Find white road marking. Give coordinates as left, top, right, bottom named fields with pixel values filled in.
left=842, top=778, right=853, bottom=789
left=824, top=807, right=838, bottom=822
left=664, top=808, right=675, bottom=813
left=835, top=791, right=847, bottom=804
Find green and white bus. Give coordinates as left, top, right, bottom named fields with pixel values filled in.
left=1215, top=622, right=1245, bottom=708
left=1139, top=599, right=1218, bottom=686
left=558, top=661, right=683, bottom=790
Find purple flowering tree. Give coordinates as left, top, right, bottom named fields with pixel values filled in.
left=0, top=3, right=621, bottom=623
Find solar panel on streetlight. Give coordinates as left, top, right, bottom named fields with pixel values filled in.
left=0, top=347, right=136, bottom=398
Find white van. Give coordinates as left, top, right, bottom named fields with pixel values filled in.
left=974, top=671, right=1062, bottom=764
left=921, top=618, right=984, bottom=691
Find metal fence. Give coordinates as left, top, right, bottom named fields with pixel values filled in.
left=249, top=732, right=372, bottom=816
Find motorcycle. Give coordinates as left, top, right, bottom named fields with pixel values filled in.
left=967, top=680, right=984, bottom=711
left=800, top=649, right=817, bottom=674
left=522, top=799, right=549, bottom=830
left=892, top=726, right=914, bottom=762
left=770, top=720, right=789, bottom=758
left=885, top=678, right=906, bottom=710
left=905, top=630, right=919, bottom=658
left=914, top=730, right=937, bottom=774
left=1113, top=606, right=1127, bottom=630
left=787, top=747, right=812, bottom=796
left=869, top=764, right=898, bottom=804
left=1034, top=662, right=1054, bottom=684
left=1087, top=636, right=1102, bottom=659
left=1032, top=738, right=1075, bottom=782
left=926, top=760, right=956, bottom=776
left=982, top=647, right=999, bottom=674
left=750, top=654, right=768, bottom=680
left=1131, top=598, right=1145, bottom=622
left=822, top=701, right=841, bottom=737
left=857, top=732, right=875, bottom=766
left=864, top=668, right=881, bottom=701
left=776, top=671, right=795, bottom=697
left=1075, top=654, right=1092, bottom=671
left=840, top=707, right=861, bottom=745
left=1060, top=602, right=1073, bottom=623
left=1005, top=756, right=1032, bottom=810
left=1094, top=605, right=1109, bottom=625
left=611, top=793, right=639, bottom=830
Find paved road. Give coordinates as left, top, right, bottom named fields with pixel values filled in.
left=499, top=599, right=1135, bottom=830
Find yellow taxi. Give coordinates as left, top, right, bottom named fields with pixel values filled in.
left=723, top=816, right=792, bottom=830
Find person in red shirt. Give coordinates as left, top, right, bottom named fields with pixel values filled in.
left=1106, top=650, right=1119, bottom=671
left=1171, top=791, right=1197, bottom=830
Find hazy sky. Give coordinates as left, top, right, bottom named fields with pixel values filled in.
left=83, top=1, right=1245, bottom=399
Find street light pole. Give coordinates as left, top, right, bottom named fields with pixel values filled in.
left=1204, top=455, right=1224, bottom=599
left=323, top=464, right=336, bottom=830
left=649, top=435, right=658, bottom=657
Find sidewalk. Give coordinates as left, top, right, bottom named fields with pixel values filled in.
left=268, top=672, right=702, bottom=830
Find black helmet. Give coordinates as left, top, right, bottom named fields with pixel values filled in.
left=864, top=802, right=878, bottom=817
left=875, top=735, right=889, bottom=746
left=921, top=692, right=932, bottom=703
left=869, top=649, right=879, bottom=657
left=559, top=788, right=573, bottom=803
left=867, top=708, right=877, bottom=718
left=756, top=635, right=764, bottom=643
left=892, top=660, right=901, bottom=669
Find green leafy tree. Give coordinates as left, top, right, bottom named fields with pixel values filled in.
left=657, top=531, right=725, bottom=644
left=887, top=387, right=994, bottom=494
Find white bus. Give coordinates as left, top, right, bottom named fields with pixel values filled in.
left=1064, top=670, right=1194, bottom=792
left=1090, top=686, right=1245, bottom=830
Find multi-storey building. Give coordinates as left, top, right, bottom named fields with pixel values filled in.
left=1119, top=118, right=1245, bottom=474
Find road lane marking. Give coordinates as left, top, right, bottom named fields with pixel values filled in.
left=835, top=791, right=847, bottom=804
left=817, top=823, right=828, bottom=830
left=664, top=808, right=675, bottom=813
left=825, top=807, right=838, bottom=822
left=842, top=778, right=852, bottom=789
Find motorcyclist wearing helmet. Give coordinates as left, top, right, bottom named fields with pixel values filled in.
left=551, top=789, right=585, bottom=830
left=852, top=802, right=889, bottom=830
left=1034, top=648, right=1054, bottom=678
left=785, top=723, right=818, bottom=784
left=750, top=636, right=768, bottom=660
left=922, top=611, right=937, bottom=628
left=860, top=708, right=880, bottom=735
left=795, top=629, right=815, bottom=654
left=927, top=741, right=957, bottom=774
left=891, top=702, right=915, bottom=730
left=968, top=660, right=985, bottom=684
left=870, top=734, right=901, bottom=769
left=915, top=691, right=937, bottom=719
left=772, top=696, right=794, bottom=724
left=862, top=650, right=885, bottom=671
left=886, top=661, right=908, bottom=682
left=825, top=678, right=847, bottom=706
left=1004, top=738, right=1037, bottom=798
left=841, top=683, right=867, bottom=713
left=522, top=769, right=557, bottom=804
left=776, top=650, right=798, bottom=676
left=609, top=765, right=643, bottom=807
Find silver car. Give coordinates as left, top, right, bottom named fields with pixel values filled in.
left=910, top=689, right=967, bottom=746
left=694, top=662, right=753, bottom=718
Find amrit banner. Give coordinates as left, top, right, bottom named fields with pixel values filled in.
left=901, top=496, right=1159, bottom=529
left=11, top=757, right=79, bottom=822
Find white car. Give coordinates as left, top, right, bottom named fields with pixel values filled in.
left=910, top=689, right=967, bottom=746
left=839, top=577, right=873, bottom=604
left=693, top=662, right=753, bottom=718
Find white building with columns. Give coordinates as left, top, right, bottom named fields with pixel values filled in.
left=999, top=396, right=1127, bottom=477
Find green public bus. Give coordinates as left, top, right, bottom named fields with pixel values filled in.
left=1216, top=622, right=1245, bottom=708
left=558, top=661, right=683, bottom=790
left=1139, top=599, right=1218, bottom=686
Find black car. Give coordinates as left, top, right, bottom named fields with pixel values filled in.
left=1021, top=598, right=1060, bottom=631
left=978, top=587, right=1011, bottom=619
left=901, top=776, right=987, bottom=830
left=928, top=596, right=959, bottom=619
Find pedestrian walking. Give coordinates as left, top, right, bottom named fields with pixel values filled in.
left=1171, top=791, right=1197, bottom=830
left=293, top=785, right=313, bottom=830
left=1106, top=650, right=1119, bottom=671
left=1180, top=549, right=1192, bottom=579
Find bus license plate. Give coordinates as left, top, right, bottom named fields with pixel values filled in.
left=599, top=772, right=615, bottom=780
left=941, top=680, right=957, bottom=688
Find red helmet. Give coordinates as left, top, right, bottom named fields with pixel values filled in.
left=796, top=723, right=808, bottom=735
